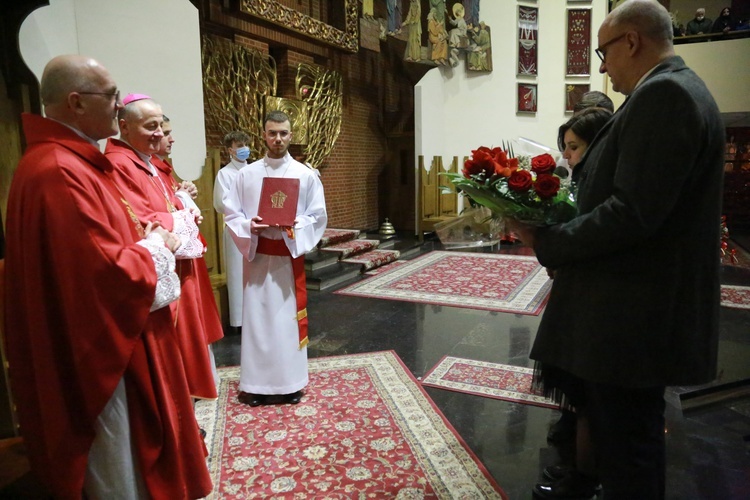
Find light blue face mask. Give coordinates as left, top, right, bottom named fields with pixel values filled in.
left=235, top=146, right=250, bottom=161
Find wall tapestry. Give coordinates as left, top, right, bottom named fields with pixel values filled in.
left=566, top=8, right=591, bottom=76
left=565, top=83, right=590, bottom=112
left=518, top=6, right=538, bottom=76
left=518, top=83, right=538, bottom=113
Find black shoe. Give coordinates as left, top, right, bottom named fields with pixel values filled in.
left=533, top=470, right=600, bottom=499
left=283, top=390, right=303, bottom=404
left=542, top=466, right=603, bottom=495
left=199, top=428, right=207, bottom=439
left=543, top=464, right=573, bottom=481
left=238, top=392, right=265, bottom=406
left=547, top=411, right=576, bottom=443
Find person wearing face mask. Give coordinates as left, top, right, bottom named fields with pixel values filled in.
left=685, top=8, right=712, bottom=35
left=213, top=130, right=252, bottom=332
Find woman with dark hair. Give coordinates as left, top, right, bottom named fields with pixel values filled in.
left=711, top=7, right=734, bottom=33
left=556, top=107, right=614, bottom=180
left=534, top=105, right=613, bottom=500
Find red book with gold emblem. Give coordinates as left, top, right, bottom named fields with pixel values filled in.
left=257, top=177, right=300, bottom=227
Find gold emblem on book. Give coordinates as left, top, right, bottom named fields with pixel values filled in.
left=270, top=190, right=288, bottom=209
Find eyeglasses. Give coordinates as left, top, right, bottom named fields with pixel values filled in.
left=595, top=33, right=628, bottom=62
left=77, top=90, right=121, bottom=102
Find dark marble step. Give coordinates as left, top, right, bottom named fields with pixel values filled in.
left=305, top=248, right=341, bottom=272
left=306, top=261, right=362, bottom=291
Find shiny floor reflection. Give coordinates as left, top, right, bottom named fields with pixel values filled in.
left=213, top=240, right=750, bottom=500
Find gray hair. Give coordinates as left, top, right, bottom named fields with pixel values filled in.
left=610, top=0, right=674, bottom=43
left=574, top=91, right=615, bottom=113
left=118, top=98, right=158, bottom=122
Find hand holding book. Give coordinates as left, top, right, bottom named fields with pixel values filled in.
left=257, top=178, right=300, bottom=227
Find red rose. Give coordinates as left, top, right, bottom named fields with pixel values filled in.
left=534, top=174, right=560, bottom=199
left=531, top=153, right=557, bottom=175
left=508, top=170, right=533, bottom=192
left=463, top=148, right=496, bottom=179
left=464, top=146, right=518, bottom=179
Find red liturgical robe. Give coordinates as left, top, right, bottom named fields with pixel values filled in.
left=4, top=115, right=211, bottom=499
left=106, top=139, right=222, bottom=399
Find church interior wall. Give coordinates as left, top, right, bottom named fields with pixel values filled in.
left=18, top=0, right=208, bottom=181
left=416, top=0, right=610, bottom=164
left=417, top=0, right=749, bottom=175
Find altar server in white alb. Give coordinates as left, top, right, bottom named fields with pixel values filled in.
left=213, top=130, right=252, bottom=330
left=223, top=110, right=327, bottom=407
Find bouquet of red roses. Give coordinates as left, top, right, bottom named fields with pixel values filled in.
left=442, top=146, right=577, bottom=226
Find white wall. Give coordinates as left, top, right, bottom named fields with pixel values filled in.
left=417, top=0, right=750, bottom=161
left=416, top=0, right=609, bottom=164
left=676, top=38, right=750, bottom=113
left=19, top=0, right=206, bottom=180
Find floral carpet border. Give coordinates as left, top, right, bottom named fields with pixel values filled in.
left=721, top=285, right=750, bottom=310
left=334, top=250, right=551, bottom=316
left=421, top=356, right=557, bottom=409
left=195, top=351, right=507, bottom=499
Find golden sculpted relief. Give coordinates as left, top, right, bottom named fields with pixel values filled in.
left=201, top=37, right=343, bottom=169
left=240, top=0, right=359, bottom=53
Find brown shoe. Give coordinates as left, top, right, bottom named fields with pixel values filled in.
left=238, top=391, right=265, bottom=406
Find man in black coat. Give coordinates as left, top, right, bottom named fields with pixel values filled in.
left=513, top=1, right=725, bottom=498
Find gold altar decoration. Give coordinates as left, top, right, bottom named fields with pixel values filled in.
left=295, top=63, right=343, bottom=170
left=201, top=35, right=277, bottom=159
left=240, top=0, right=359, bottom=53
left=265, top=97, right=308, bottom=145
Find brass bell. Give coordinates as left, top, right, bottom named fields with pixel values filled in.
left=379, top=218, right=396, bottom=235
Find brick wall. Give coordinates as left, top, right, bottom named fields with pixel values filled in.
left=201, top=0, right=418, bottom=230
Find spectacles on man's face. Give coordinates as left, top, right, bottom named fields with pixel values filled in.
left=77, top=90, right=121, bottom=102
left=595, top=33, right=628, bottom=62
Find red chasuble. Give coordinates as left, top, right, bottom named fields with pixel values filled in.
left=106, top=140, right=222, bottom=399
left=4, top=115, right=211, bottom=499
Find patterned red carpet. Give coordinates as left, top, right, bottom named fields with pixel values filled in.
left=342, top=248, right=401, bottom=271
left=335, top=251, right=551, bottom=315
left=721, top=285, right=750, bottom=310
left=317, top=228, right=361, bottom=247
left=364, top=259, right=407, bottom=275
left=195, top=351, right=507, bottom=499
left=421, top=356, right=556, bottom=409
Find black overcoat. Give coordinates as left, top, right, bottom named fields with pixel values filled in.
left=531, top=56, right=725, bottom=388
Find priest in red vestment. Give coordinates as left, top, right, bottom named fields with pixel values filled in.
left=105, top=95, right=222, bottom=400
left=4, top=55, right=211, bottom=499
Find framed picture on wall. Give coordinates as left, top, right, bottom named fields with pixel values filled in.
left=517, top=5, right=538, bottom=76
left=518, top=83, right=538, bottom=113
left=566, top=8, right=592, bottom=76
left=565, top=83, right=590, bottom=112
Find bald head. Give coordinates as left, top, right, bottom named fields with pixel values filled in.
left=605, top=0, right=674, bottom=46
left=598, top=0, right=675, bottom=95
left=40, top=55, right=121, bottom=140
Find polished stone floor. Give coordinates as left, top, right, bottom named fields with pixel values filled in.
left=213, top=236, right=750, bottom=500
left=2, top=238, right=749, bottom=499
